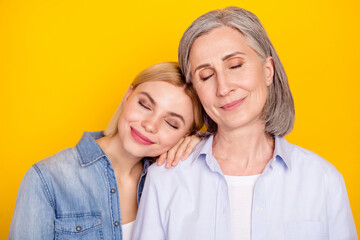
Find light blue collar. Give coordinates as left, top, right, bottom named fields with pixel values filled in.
left=193, top=134, right=293, bottom=173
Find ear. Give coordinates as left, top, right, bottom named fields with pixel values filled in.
left=264, top=56, right=274, bottom=86
left=123, top=84, right=133, bottom=103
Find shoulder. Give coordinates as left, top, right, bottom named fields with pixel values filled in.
left=146, top=138, right=210, bottom=182
left=34, top=147, right=80, bottom=176
left=281, top=138, right=341, bottom=177
left=23, top=147, right=86, bottom=196
left=15, top=148, right=78, bottom=209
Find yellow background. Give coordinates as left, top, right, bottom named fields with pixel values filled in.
left=1, top=0, right=359, bottom=237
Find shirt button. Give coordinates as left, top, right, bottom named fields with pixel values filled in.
left=107, top=161, right=110, bottom=165
left=114, top=221, right=120, bottom=226
left=256, top=206, right=263, bottom=212
left=76, top=226, right=82, bottom=231
left=111, top=188, right=116, bottom=193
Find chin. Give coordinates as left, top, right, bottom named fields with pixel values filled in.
left=127, top=144, right=163, bottom=159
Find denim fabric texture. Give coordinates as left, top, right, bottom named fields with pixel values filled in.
left=10, top=131, right=151, bottom=240
left=133, top=135, right=357, bottom=240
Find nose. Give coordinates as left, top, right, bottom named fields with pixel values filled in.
left=141, top=115, right=159, bottom=134
left=216, top=72, right=235, bottom=97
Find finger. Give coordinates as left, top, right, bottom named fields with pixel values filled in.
left=156, top=153, right=167, bottom=166
left=182, top=135, right=202, bottom=160
left=172, top=137, right=192, bottom=166
left=165, top=138, right=184, bottom=168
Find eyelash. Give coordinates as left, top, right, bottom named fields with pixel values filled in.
left=138, top=100, right=151, bottom=110
left=166, top=121, right=178, bottom=129
left=200, top=64, right=243, bottom=80
left=230, top=64, right=242, bottom=69
left=201, top=74, right=214, bottom=81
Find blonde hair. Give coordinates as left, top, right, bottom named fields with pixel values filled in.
left=178, top=7, right=294, bottom=137
left=104, top=62, right=203, bottom=137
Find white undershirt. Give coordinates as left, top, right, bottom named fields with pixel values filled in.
left=224, top=174, right=260, bottom=240
left=122, top=220, right=135, bottom=240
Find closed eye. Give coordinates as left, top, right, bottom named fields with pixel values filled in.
left=138, top=100, right=151, bottom=110
left=165, top=120, right=179, bottom=129
left=230, top=64, right=242, bottom=69
left=201, top=74, right=214, bottom=81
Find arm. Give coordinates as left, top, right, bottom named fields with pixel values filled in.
left=327, top=170, right=357, bottom=240
left=133, top=167, right=166, bottom=240
left=9, top=165, right=55, bottom=239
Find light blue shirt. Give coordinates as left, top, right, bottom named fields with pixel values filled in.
left=133, top=135, right=357, bottom=240
left=10, top=131, right=151, bottom=240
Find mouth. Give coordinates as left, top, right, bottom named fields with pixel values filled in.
left=220, top=97, right=246, bottom=111
left=130, top=127, right=155, bottom=145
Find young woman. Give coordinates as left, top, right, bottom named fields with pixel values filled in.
left=133, top=7, right=357, bottom=240
left=9, top=62, right=204, bottom=239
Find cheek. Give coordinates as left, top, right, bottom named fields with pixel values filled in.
left=194, top=84, right=214, bottom=108
left=252, top=75, right=269, bottom=97
left=121, top=103, right=143, bottom=121
left=247, top=80, right=269, bottom=111
left=240, top=69, right=268, bottom=94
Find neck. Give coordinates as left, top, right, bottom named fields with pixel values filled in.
left=213, top=120, right=274, bottom=176
left=96, top=134, right=143, bottom=181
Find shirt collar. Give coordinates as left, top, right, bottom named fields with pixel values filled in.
left=75, top=131, right=107, bottom=167
left=271, top=136, right=293, bottom=170
left=75, top=131, right=152, bottom=170
left=194, top=134, right=293, bottom=173
left=141, top=157, right=152, bottom=174
left=194, top=135, right=223, bottom=174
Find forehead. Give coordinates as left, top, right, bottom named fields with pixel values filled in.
left=133, top=80, right=183, bottom=96
left=190, top=26, right=254, bottom=63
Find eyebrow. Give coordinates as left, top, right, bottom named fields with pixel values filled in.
left=193, top=51, right=246, bottom=74
left=139, top=92, right=155, bottom=105
left=222, top=51, right=246, bottom=61
left=139, top=92, right=186, bottom=125
left=193, top=63, right=211, bottom=75
left=168, top=112, right=185, bottom=125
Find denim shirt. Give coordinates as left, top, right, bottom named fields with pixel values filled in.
left=133, top=135, right=357, bottom=240
left=9, top=131, right=151, bottom=240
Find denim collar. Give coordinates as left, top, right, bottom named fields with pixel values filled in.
left=75, top=131, right=152, bottom=170
left=75, top=131, right=107, bottom=167
left=194, top=134, right=292, bottom=174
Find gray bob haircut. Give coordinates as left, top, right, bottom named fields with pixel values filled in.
left=178, top=6, right=295, bottom=137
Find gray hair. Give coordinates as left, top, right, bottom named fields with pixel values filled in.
left=178, top=6, right=294, bottom=137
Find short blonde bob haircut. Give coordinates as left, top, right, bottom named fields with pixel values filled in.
left=104, top=62, right=204, bottom=137
left=178, top=7, right=294, bottom=137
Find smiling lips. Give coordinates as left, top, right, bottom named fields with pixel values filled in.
left=130, top=127, right=155, bottom=145
left=221, top=98, right=246, bottom=111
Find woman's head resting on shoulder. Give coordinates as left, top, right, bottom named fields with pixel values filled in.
left=104, top=62, right=203, bottom=158
left=178, top=7, right=295, bottom=137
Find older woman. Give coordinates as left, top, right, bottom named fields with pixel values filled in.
left=133, top=7, right=357, bottom=240
left=9, top=62, right=204, bottom=240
